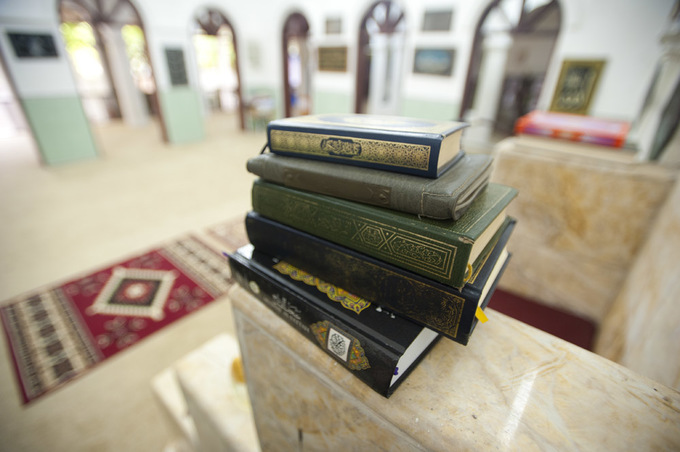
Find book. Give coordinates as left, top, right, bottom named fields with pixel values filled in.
left=246, top=152, right=493, bottom=220
left=227, top=244, right=441, bottom=398
left=251, top=179, right=517, bottom=289
left=514, top=110, right=630, bottom=148
left=266, top=113, right=469, bottom=178
left=244, top=211, right=515, bottom=344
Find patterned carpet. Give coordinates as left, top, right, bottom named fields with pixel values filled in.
left=1, top=219, right=249, bottom=405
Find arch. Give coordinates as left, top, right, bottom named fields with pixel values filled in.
left=354, top=0, right=406, bottom=114
left=193, top=7, right=245, bottom=130
left=58, top=0, right=167, bottom=140
left=459, top=0, right=562, bottom=138
left=282, top=12, right=310, bottom=117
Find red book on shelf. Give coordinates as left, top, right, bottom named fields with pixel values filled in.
left=514, top=111, right=630, bottom=148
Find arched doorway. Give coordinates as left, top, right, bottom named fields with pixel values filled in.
left=460, top=0, right=561, bottom=141
left=58, top=0, right=164, bottom=138
left=193, top=8, right=245, bottom=130
left=355, top=1, right=406, bottom=115
left=282, top=12, right=311, bottom=117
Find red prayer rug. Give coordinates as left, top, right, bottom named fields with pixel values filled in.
left=1, top=235, right=235, bottom=404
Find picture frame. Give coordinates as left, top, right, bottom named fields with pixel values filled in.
left=422, top=9, right=453, bottom=32
left=413, top=48, right=455, bottom=77
left=318, top=46, right=347, bottom=72
left=550, top=59, right=606, bottom=115
left=164, top=47, right=188, bottom=86
left=8, top=32, right=58, bottom=58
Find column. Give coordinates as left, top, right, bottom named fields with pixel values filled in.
left=99, top=24, right=149, bottom=127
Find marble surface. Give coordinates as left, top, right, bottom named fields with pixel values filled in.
left=490, top=136, right=677, bottom=321
left=230, top=285, right=680, bottom=451
left=596, top=178, right=680, bottom=389
left=154, top=333, right=260, bottom=452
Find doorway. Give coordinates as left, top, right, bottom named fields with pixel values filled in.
left=460, top=0, right=561, bottom=137
left=193, top=8, right=245, bottom=130
left=355, top=1, right=406, bottom=115
left=282, top=12, right=311, bottom=117
left=58, top=0, right=164, bottom=138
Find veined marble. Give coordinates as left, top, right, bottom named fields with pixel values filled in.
left=490, top=136, right=677, bottom=321
left=230, top=285, right=680, bottom=451
left=596, top=177, right=680, bottom=389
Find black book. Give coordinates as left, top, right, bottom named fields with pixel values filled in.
left=227, top=245, right=441, bottom=398
left=244, top=211, right=515, bottom=345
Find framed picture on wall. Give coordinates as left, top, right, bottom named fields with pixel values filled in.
left=422, top=9, right=453, bottom=32
left=318, top=46, right=347, bottom=72
left=550, top=59, right=606, bottom=115
left=165, top=47, right=188, bottom=86
left=413, top=48, right=455, bottom=76
left=7, top=32, right=58, bottom=58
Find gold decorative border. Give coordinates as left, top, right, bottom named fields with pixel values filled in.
left=270, top=130, right=432, bottom=171
left=273, top=261, right=371, bottom=314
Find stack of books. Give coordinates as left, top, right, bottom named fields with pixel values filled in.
left=227, top=114, right=517, bottom=397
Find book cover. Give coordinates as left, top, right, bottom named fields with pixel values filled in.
left=247, top=152, right=493, bottom=220
left=251, top=179, right=517, bottom=289
left=514, top=110, right=630, bottom=148
left=266, top=113, right=469, bottom=178
left=244, top=211, right=516, bottom=344
left=227, top=245, right=441, bottom=398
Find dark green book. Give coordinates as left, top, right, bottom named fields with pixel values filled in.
left=246, top=152, right=492, bottom=220
left=251, top=180, right=517, bottom=289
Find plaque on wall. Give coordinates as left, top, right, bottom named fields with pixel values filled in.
left=550, top=59, right=606, bottom=115
left=326, top=18, right=342, bottom=34
left=7, top=32, right=58, bottom=58
left=165, top=47, right=188, bottom=86
left=318, top=46, right=347, bottom=72
left=422, top=9, right=453, bottom=32
left=413, top=48, right=455, bottom=76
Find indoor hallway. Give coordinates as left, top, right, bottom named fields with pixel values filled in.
left=0, top=112, right=263, bottom=451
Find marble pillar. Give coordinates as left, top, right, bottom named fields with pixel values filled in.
left=490, top=135, right=677, bottom=321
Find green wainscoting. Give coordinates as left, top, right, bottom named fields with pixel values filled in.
left=401, top=99, right=461, bottom=121
left=313, top=91, right=353, bottom=114
left=159, top=88, right=205, bottom=144
left=22, top=96, right=98, bottom=165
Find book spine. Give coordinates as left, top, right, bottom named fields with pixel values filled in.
left=247, top=155, right=458, bottom=219
left=251, top=180, right=471, bottom=288
left=228, top=253, right=400, bottom=397
left=267, top=127, right=442, bottom=178
left=245, top=212, right=478, bottom=344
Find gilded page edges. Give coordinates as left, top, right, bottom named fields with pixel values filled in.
left=270, top=129, right=433, bottom=171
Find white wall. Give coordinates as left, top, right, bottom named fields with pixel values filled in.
left=1, top=0, right=675, bottom=122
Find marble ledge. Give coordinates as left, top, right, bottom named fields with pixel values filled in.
left=230, top=285, right=680, bottom=451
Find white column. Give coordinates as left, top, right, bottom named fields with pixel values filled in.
left=367, top=33, right=388, bottom=115
left=631, top=25, right=680, bottom=165
left=464, top=31, right=513, bottom=147
left=100, top=24, right=149, bottom=127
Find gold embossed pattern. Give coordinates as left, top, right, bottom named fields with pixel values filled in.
left=271, top=130, right=432, bottom=170
left=273, top=261, right=371, bottom=314
left=310, top=320, right=371, bottom=370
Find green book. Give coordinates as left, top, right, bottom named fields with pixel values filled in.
left=251, top=179, right=517, bottom=289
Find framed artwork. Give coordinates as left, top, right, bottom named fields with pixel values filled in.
left=550, top=59, right=606, bottom=115
left=422, top=9, right=453, bottom=32
left=165, top=48, right=188, bottom=86
left=326, top=18, right=342, bottom=34
left=318, top=46, right=347, bottom=72
left=413, top=48, right=455, bottom=76
left=7, top=32, right=58, bottom=58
